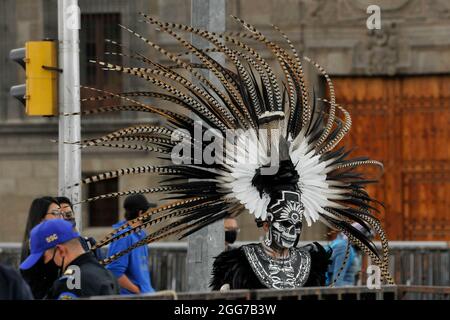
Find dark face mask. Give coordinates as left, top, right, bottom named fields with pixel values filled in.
left=45, top=249, right=62, bottom=279
left=225, top=230, right=237, bottom=244
left=65, top=217, right=76, bottom=228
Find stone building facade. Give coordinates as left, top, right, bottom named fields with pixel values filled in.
left=1, top=0, right=449, bottom=243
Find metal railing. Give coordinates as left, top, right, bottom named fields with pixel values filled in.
left=386, top=242, right=450, bottom=287
left=397, top=285, right=450, bottom=300
left=1, top=241, right=449, bottom=292
left=89, top=286, right=398, bottom=300
left=89, top=285, right=450, bottom=300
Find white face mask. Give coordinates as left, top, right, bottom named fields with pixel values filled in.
left=266, top=190, right=304, bottom=249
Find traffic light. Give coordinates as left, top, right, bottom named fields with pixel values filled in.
left=9, top=40, right=58, bottom=116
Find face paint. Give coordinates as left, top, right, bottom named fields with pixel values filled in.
left=267, top=190, right=304, bottom=249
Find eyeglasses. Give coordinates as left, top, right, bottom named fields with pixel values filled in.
left=46, top=210, right=62, bottom=217
left=61, top=210, right=74, bottom=219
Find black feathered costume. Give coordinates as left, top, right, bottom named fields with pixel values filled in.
left=69, top=14, right=394, bottom=288
left=211, top=242, right=331, bottom=290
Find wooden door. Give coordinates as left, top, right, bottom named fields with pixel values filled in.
left=332, top=76, right=450, bottom=240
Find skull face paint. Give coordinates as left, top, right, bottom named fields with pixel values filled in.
left=267, top=190, right=304, bottom=248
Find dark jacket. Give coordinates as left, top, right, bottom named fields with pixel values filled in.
left=45, top=252, right=119, bottom=299
left=210, top=242, right=332, bottom=290
left=0, top=263, right=33, bottom=300
left=20, top=257, right=59, bottom=299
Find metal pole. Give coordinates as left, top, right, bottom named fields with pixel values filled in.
left=57, top=0, right=82, bottom=230
left=187, top=0, right=226, bottom=292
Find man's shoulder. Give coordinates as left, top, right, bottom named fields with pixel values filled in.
left=111, top=221, right=133, bottom=236
left=216, top=244, right=246, bottom=260
left=210, top=244, right=261, bottom=290
left=47, top=272, right=80, bottom=300
left=299, top=242, right=332, bottom=256
left=212, top=245, right=251, bottom=277
left=0, top=264, right=33, bottom=300
left=0, top=264, right=21, bottom=281
left=47, top=262, right=117, bottom=299
left=108, top=231, right=135, bottom=251
left=76, top=257, right=112, bottom=277
left=111, top=222, right=145, bottom=244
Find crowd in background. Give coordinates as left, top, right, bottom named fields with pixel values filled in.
left=1, top=194, right=156, bottom=299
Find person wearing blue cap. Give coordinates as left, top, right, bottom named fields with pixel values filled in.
left=20, top=196, right=64, bottom=299
left=20, top=219, right=119, bottom=299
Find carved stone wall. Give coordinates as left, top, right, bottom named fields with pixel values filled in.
left=277, top=0, right=450, bottom=75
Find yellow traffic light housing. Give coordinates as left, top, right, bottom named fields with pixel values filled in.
left=10, top=40, right=58, bottom=116
left=26, top=41, right=58, bottom=116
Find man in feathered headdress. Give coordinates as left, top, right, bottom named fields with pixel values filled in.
left=72, top=13, right=393, bottom=291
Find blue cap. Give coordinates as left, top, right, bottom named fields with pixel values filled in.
left=20, top=219, right=80, bottom=270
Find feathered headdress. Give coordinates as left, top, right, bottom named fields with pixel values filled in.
left=66, top=14, right=393, bottom=284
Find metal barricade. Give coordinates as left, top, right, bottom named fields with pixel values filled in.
left=89, top=286, right=399, bottom=300
left=2, top=241, right=449, bottom=292
left=396, top=285, right=450, bottom=300
left=89, top=285, right=450, bottom=300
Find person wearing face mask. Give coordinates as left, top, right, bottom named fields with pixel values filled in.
left=211, top=189, right=332, bottom=290
left=56, top=196, right=104, bottom=261
left=20, top=196, right=63, bottom=299
left=19, top=219, right=119, bottom=299
left=210, top=139, right=334, bottom=290
left=224, top=218, right=239, bottom=250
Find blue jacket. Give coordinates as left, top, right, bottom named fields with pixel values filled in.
left=325, top=235, right=358, bottom=286
left=106, top=220, right=155, bottom=295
